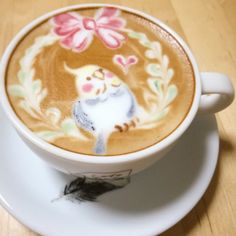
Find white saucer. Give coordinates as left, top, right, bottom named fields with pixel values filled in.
left=0, top=107, right=219, bottom=236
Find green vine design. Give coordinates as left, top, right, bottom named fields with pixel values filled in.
left=127, top=30, right=178, bottom=128
left=8, top=28, right=178, bottom=142
left=8, top=34, right=88, bottom=142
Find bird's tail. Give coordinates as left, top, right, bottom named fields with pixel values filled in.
left=94, top=133, right=108, bottom=155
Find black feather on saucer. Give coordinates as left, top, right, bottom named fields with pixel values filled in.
left=63, top=176, right=130, bottom=202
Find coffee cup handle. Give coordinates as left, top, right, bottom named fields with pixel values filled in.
left=198, top=72, right=234, bottom=114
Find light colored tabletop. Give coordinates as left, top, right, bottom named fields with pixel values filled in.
left=0, top=0, right=235, bottom=235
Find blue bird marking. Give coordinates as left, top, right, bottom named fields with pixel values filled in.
left=73, top=101, right=95, bottom=132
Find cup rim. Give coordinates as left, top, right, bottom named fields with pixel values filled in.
left=0, top=3, right=201, bottom=164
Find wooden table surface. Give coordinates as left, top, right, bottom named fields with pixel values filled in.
left=0, top=0, right=235, bottom=235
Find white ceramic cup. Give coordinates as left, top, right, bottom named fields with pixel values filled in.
left=0, top=4, right=234, bottom=179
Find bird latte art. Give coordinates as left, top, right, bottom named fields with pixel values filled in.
left=6, top=7, right=195, bottom=155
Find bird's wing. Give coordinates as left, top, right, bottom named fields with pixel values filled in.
left=110, top=88, right=124, bottom=97
left=110, top=87, right=136, bottom=118
left=73, top=101, right=95, bottom=132
left=85, top=97, right=100, bottom=106
left=127, top=90, right=136, bottom=118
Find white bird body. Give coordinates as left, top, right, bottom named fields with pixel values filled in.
left=79, top=85, right=135, bottom=131
left=65, top=64, right=137, bottom=154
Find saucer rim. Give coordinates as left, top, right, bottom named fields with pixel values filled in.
left=0, top=115, right=219, bottom=235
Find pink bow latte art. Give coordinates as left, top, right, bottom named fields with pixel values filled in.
left=52, top=7, right=127, bottom=52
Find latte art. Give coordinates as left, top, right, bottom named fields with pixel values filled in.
left=66, top=64, right=138, bottom=154
left=6, top=7, right=195, bottom=155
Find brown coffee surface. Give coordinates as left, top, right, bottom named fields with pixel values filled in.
left=6, top=7, right=195, bottom=155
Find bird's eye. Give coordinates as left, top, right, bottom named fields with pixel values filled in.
left=86, top=76, right=91, bottom=81
left=93, top=70, right=104, bottom=80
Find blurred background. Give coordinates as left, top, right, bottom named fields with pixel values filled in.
left=0, top=0, right=235, bottom=235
